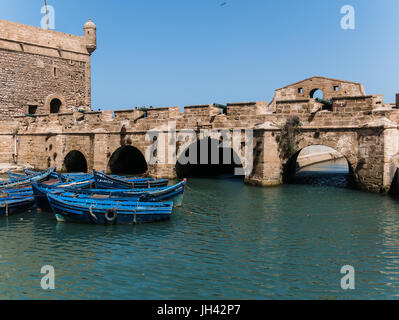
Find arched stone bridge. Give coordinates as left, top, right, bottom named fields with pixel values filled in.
left=1, top=76, right=399, bottom=193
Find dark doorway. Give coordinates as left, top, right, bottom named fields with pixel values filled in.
left=64, top=150, right=88, bottom=173
left=50, top=98, right=62, bottom=113
left=108, top=146, right=148, bottom=175
left=176, top=137, right=243, bottom=179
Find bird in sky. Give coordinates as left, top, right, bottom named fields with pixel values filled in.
left=220, top=2, right=227, bottom=6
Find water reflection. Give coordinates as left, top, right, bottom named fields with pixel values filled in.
left=295, top=158, right=350, bottom=188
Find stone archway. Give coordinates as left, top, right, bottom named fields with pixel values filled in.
left=108, top=145, right=148, bottom=175
left=282, top=138, right=357, bottom=187
left=44, top=94, right=66, bottom=114
left=63, top=150, right=88, bottom=173
left=175, top=137, right=244, bottom=178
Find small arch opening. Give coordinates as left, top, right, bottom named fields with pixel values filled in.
left=283, top=145, right=354, bottom=188
left=108, top=146, right=148, bottom=175
left=50, top=98, right=62, bottom=113
left=176, top=137, right=244, bottom=179
left=64, top=150, right=88, bottom=173
left=310, top=89, right=324, bottom=99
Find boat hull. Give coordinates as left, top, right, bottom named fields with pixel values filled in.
left=33, top=179, right=186, bottom=211
left=48, top=194, right=173, bottom=225
left=0, top=197, right=35, bottom=217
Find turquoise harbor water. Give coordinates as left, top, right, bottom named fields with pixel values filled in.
left=1, top=160, right=399, bottom=299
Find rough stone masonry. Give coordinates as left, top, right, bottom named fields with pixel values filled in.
left=1, top=18, right=399, bottom=193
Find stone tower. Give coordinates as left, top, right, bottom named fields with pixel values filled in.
left=84, top=19, right=97, bottom=55
left=0, top=19, right=96, bottom=117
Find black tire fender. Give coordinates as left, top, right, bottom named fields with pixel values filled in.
left=105, top=207, right=117, bottom=223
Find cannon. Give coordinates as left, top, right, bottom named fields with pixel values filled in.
left=315, top=98, right=333, bottom=106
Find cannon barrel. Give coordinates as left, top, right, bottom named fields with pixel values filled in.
left=315, top=98, right=333, bottom=106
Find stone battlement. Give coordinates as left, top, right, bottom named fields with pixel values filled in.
left=0, top=19, right=93, bottom=58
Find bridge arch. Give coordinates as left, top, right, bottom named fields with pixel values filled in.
left=176, top=137, right=244, bottom=178
left=282, top=144, right=355, bottom=187
left=63, top=150, right=88, bottom=173
left=108, top=145, right=148, bottom=175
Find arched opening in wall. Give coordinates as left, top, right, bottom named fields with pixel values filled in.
left=389, top=169, right=399, bottom=195
left=310, top=89, right=324, bottom=100
left=64, top=151, right=88, bottom=173
left=176, top=137, right=244, bottom=180
left=283, top=145, right=354, bottom=188
left=108, top=146, right=148, bottom=175
left=50, top=98, right=62, bottom=113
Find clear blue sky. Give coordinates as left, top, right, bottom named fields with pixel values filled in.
left=1, top=0, right=398, bottom=110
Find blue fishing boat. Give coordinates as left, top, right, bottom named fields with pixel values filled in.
left=31, top=178, right=95, bottom=211
left=0, top=187, right=33, bottom=198
left=58, top=173, right=93, bottom=182
left=93, top=170, right=168, bottom=189
left=47, top=193, right=173, bottom=225
left=0, top=167, right=56, bottom=190
left=24, top=169, right=60, bottom=181
left=0, top=195, right=35, bottom=217
left=62, top=179, right=187, bottom=206
left=25, top=169, right=156, bottom=184
left=32, top=179, right=186, bottom=211
left=8, top=171, right=26, bottom=181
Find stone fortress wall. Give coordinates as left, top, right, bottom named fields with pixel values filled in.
left=1, top=19, right=399, bottom=193
left=0, top=18, right=95, bottom=116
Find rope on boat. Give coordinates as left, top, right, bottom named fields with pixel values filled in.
left=89, top=204, right=97, bottom=220
left=133, top=209, right=137, bottom=224
left=4, top=200, right=8, bottom=217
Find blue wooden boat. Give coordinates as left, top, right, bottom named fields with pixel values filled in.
left=24, top=169, right=60, bottom=181
left=25, top=169, right=157, bottom=184
left=62, top=179, right=187, bottom=206
left=47, top=193, right=173, bottom=225
left=0, top=187, right=33, bottom=198
left=0, top=167, right=56, bottom=190
left=32, top=179, right=186, bottom=211
left=0, top=195, right=35, bottom=217
left=31, top=178, right=95, bottom=212
left=8, top=171, right=26, bottom=181
left=2, top=172, right=31, bottom=184
left=93, top=170, right=168, bottom=189
left=58, top=173, right=93, bottom=182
